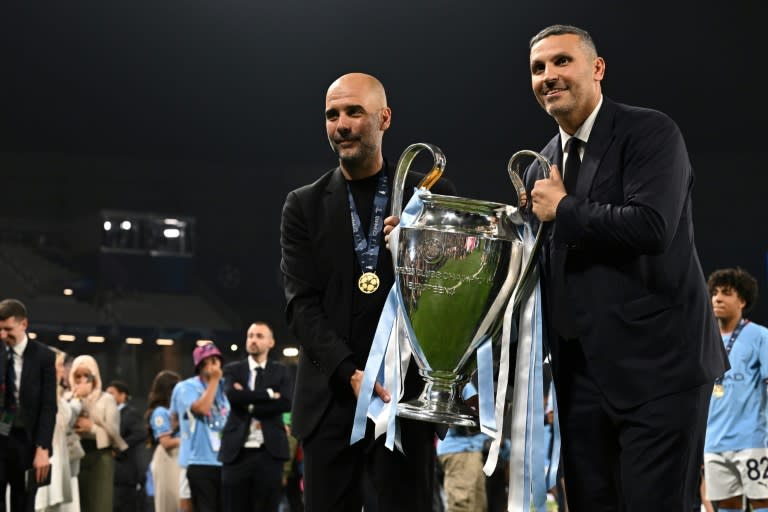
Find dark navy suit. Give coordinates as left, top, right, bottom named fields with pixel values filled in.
left=525, top=97, right=728, bottom=510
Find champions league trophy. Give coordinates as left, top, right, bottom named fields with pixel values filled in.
left=391, top=142, right=550, bottom=427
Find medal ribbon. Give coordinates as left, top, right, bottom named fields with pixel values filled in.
left=714, top=317, right=749, bottom=387
left=347, top=170, right=389, bottom=278
left=350, top=187, right=424, bottom=451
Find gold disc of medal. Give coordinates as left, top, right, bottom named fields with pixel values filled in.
left=358, top=272, right=380, bottom=294
left=713, top=383, right=724, bottom=398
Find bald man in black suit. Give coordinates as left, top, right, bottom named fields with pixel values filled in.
left=280, top=72, right=455, bottom=512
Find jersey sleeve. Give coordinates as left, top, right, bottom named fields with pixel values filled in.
left=150, top=406, right=173, bottom=440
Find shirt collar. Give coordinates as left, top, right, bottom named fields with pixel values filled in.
left=560, top=94, right=603, bottom=152
left=9, top=335, right=28, bottom=357
left=249, top=357, right=266, bottom=371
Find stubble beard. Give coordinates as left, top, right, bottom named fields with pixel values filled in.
left=333, top=139, right=378, bottom=171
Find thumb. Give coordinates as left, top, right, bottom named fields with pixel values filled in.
left=549, top=164, right=563, bottom=183
left=373, top=381, right=391, bottom=403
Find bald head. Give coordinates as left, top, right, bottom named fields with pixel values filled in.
left=326, top=73, right=387, bottom=110
left=325, top=72, right=392, bottom=179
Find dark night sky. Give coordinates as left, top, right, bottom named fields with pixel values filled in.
left=1, top=1, right=766, bottom=339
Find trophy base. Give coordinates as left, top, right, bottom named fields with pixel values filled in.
left=397, top=398, right=478, bottom=427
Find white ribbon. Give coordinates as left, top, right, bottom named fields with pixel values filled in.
left=502, top=222, right=557, bottom=512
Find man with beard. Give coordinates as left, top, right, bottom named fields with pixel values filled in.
left=280, top=72, right=455, bottom=511
left=219, top=322, right=292, bottom=512
left=524, top=25, right=728, bottom=510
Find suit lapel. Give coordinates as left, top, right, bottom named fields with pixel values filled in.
left=19, top=341, right=33, bottom=397
left=324, top=167, right=354, bottom=290
left=575, top=99, right=616, bottom=198
left=240, top=360, right=250, bottom=387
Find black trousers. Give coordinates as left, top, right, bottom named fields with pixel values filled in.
left=0, top=427, right=37, bottom=512
left=113, top=482, right=140, bottom=512
left=186, top=464, right=222, bottom=512
left=222, top=447, right=284, bottom=512
left=554, top=339, right=710, bottom=511
left=301, top=398, right=436, bottom=512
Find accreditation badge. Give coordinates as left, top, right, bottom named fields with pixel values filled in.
left=0, top=410, right=15, bottom=436
left=713, top=383, right=725, bottom=398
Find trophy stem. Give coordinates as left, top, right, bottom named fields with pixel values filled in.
left=397, top=372, right=478, bottom=427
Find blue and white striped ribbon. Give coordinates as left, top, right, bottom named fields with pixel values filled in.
left=501, top=223, right=559, bottom=512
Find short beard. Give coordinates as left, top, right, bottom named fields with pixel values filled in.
left=334, top=140, right=377, bottom=170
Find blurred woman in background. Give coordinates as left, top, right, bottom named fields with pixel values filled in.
left=67, top=355, right=127, bottom=512
left=145, top=370, right=182, bottom=512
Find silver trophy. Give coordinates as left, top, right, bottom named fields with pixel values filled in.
left=392, top=142, right=549, bottom=426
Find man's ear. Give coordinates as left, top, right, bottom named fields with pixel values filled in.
left=380, top=107, right=392, bottom=131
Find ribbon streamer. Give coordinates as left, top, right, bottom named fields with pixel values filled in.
left=350, top=190, right=560, bottom=511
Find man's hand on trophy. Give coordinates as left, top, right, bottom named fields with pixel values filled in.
left=383, top=215, right=400, bottom=254
left=531, top=163, right=567, bottom=222
left=350, top=369, right=391, bottom=403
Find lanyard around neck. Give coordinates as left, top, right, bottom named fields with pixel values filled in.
left=346, top=170, right=389, bottom=273
left=715, top=318, right=749, bottom=385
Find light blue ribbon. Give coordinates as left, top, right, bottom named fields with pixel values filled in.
left=505, top=223, right=560, bottom=511
left=350, top=187, right=525, bottom=460
left=476, top=337, right=496, bottom=433
left=350, top=189, right=425, bottom=450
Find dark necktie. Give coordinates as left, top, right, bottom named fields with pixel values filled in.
left=548, top=138, right=583, bottom=340
left=563, top=137, right=582, bottom=193
left=252, top=366, right=264, bottom=390
left=5, top=348, right=16, bottom=410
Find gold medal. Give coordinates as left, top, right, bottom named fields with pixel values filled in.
left=713, top=383, right=725, bottom=398
left=358, top=272, right=380, bottom=294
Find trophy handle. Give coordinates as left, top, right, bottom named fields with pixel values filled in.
left=506, top=149, right=551, bottom=209
left=505, top=150, right=552, bottom=312
left=391, top=142, right=447, bottom=217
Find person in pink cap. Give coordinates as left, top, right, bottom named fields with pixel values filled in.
left=170, top=342, right=230, bottom=512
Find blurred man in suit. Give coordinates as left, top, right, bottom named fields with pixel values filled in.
left=107, top=380, right=146, bottom=512
left=0, top=298, right=56, bottom=512
left=219, top=321, right=292, bottom=512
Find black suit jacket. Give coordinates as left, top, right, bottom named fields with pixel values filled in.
left=525, top=97, right=728, bottom=408
left=114, top=403, right=145, bottom=486
left=2, top=339, right=57, bottom=453
left=219, top=359, right=292, bottom=463
left=280, top=161, right=455, bottom=440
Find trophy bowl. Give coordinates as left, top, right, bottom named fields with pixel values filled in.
left=392, top=143, right=548, bottom=427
